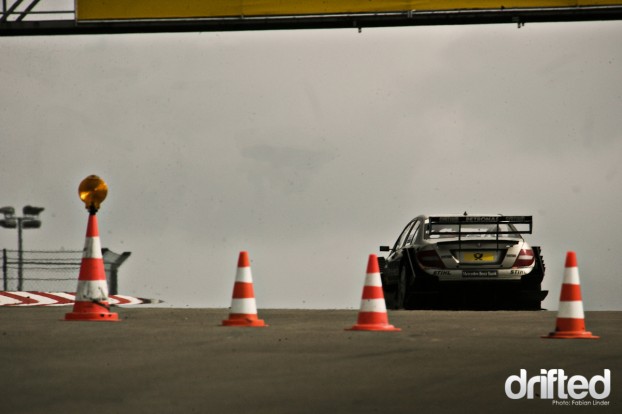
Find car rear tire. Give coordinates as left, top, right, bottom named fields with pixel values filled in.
left=396, top=266, right=408, bottom=310
left=380, top=256, right=400, bottom=310
left=384, top=285, right=399, bottom=310
left=519, top=246, right=547, bottom=310
left=383, top=266, right=408, bottom=310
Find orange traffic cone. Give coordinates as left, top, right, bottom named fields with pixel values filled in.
left=543, top=251, right=598, bottom=339
left=222, top=251, right=267, bottom=327
left=65, top=213, right=119, bottom=322
left=347, top=254, right=401, bottom=332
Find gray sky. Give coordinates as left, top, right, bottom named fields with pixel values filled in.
left=1, top=21, right=621, bottom=310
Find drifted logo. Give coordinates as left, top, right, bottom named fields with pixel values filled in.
left=505, top=369, right=611, bottom=405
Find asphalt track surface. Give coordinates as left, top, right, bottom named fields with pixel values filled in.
left=1, top=308, right=619, bottom=414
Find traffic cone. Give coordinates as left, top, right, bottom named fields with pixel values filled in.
left=222, top=251, right=267, bottom=327
left=543, top=251, right=598, bottom=339
left=347, top=254, right=401, bottom=332
left=65, top=213, right=119, bottom=322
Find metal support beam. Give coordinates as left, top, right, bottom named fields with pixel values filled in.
left=0, top=0, right=25, bottom=23
left=1, top=4, right=622, bottom=36
left=16, top=0, right=41, bottom=22
left=1, top=0, right=73, bottom=25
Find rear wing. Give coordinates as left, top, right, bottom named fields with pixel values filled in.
left=427, top=216, right=533, bottom=237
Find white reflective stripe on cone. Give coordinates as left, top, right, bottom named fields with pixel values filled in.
left=83, top=237, right=103, bottom=259
left=231, top=298, right=259, bottom=314
left=359, top=298, right=387, bottom=313
left=562, top=266, right=580, bottom=285
left=235, top=267, right=253, bottom=283
left=76, top=280, right=110, bottom=302
left=363, top=273, right=382, bottom=287
left=557, top=300, right=585, bottom=319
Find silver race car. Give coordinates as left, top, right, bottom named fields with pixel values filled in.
left=378, top=214, right=547, bottom=310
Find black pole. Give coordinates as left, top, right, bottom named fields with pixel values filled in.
left=2, top=248, right=7, bottom=291
left=17, top=217, right=23, bottom=291
left=109, top=264, right=118, bottom=295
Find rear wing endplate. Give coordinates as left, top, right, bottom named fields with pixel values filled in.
left=428, top=215, right=533, bottom=236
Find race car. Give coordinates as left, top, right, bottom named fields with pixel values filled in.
left=378, top=214, right=547, bottom=310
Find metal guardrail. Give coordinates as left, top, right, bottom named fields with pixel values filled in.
left=1, top=248, right=130, bottom=294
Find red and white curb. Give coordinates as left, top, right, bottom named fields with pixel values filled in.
left=0, top=292, right=160, bottom=306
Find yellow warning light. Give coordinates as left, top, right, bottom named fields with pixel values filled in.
left=79, top=175, right=108, bottom=213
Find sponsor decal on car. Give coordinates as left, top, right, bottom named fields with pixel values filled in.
left=461, top=251, right=496, bottom=263
left=462, top=270, right=498, bottom=277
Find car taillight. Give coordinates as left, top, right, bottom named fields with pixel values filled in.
left=513, top=249, right=535, bottom=267
left=416, top=250, right=446, bottom=268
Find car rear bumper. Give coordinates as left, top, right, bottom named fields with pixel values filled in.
left=422, top=267, right=534, bottom=281
left=405, top=281, right=548, bottom=310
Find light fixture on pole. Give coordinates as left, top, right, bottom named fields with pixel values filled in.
left=0, top=205, right=45, bottom=291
